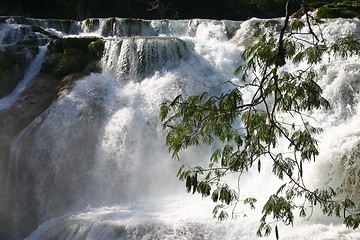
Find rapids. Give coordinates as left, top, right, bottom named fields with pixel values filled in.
left=0, top=16, right=360, bottom=239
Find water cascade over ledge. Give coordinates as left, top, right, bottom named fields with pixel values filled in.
left=0, top=16, right=360, bottom=239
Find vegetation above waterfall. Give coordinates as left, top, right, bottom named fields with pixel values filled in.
left=161, top=0, right=360, bottom=237
left=315, top=0, right=360, bottom=18
left=1, top=0, right=360, bottom=20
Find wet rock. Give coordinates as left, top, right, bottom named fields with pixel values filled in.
left=0, top=37, right=104, bottom=239
left=0, top=46, right=39, bottom=98
left=41, top=37, right=104, bottom=77
left=340, top=142, right=360, bottom=209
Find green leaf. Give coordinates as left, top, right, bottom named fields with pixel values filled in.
left=234, top=65, right=243, bottom=75
left=185, top=175, right=191, bottom=193
left=192, top=173, right=198, bottom=194
left=170, top=94, right=183, bottom=107
left=244, top=197, right=257, bottom=210
left=299, top=206, right=307, bottom=218
left=291, top=20, right=305, bottom=32
left=218, top=210, right=229, bottom=221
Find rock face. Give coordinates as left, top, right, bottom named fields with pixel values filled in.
left=340, top=143, right=360, bottom=209
left=0, top=46, right=39, bottom=98
left=40, top=37, right=104, bottom=96
left=0, top=34, right=104, bottom=239
left=41, top=37, right=103, bottom=76
left=0, top=36, right=105, bottom=145
left=0, top=73, right=61, bottom=238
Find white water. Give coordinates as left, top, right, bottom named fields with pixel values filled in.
left=0, top=45, right=47, bottom=110
left=1, top=16, right=359, bottom=239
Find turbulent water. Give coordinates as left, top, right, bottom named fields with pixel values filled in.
left=1, top=16, right=360, bottom=239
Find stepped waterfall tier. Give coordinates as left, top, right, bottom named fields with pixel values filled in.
left=0, top=16, right=360, bottom=239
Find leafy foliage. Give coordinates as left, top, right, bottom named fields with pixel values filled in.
left=316, top=0, right=360, bottom=18
left=160, top=0, right=360, bottom=237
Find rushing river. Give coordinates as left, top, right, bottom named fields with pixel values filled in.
left=0, top=16, right=360, bottom=239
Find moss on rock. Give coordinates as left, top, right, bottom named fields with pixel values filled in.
left=49, top=37, right=100, bottom=53
left=31, top=26, right=59, bottom=39
left=14, top=25, right=59, bottom=47
left=107, top=17, right=117, bottom=26
left=316, top=0, right=360, bottom=18
left=42, top=37, right=104, bottom=77
left=309, top=1, right=329, bottom=8
left=41, top=52, right=82, bottom=77
left=88, top=39, right=105, bottom=59
left=84, top=18, right=100, bottom=32
left=16, top=35, right=39, bottom=46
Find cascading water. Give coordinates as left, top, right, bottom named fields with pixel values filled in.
left=0, top=16, right=359, bottom=239
left=0, top=45, right=47, bottom=110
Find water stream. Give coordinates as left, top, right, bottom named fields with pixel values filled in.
left=0, top=16, right=359, bottom=239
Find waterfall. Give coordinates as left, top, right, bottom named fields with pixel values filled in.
left=0, top=16, right=359, bottom=239
left=101, top=37, right=194, bottom=80
left=0, top=45, right=48, bottom=110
